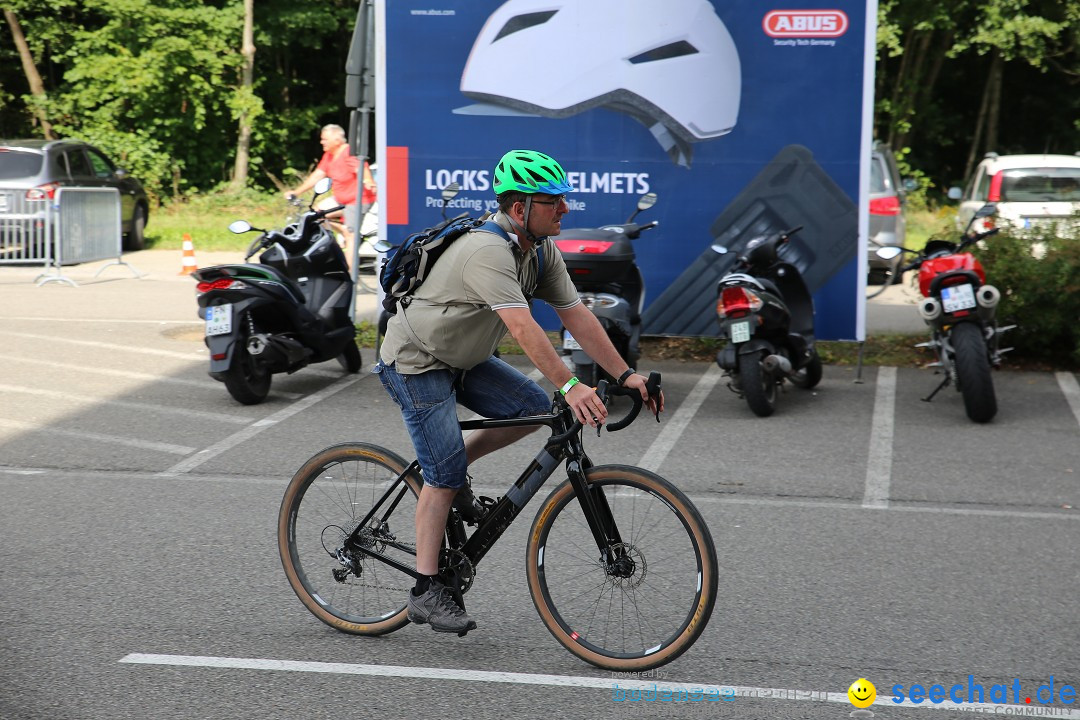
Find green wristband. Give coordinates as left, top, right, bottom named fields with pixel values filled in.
left=559, top=377, right=580, bottom=395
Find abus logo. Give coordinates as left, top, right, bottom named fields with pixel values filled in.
left=763, top=10, right=849, bottom=38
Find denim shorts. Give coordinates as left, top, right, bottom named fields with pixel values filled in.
left=374, top=356, right=550, bottom=489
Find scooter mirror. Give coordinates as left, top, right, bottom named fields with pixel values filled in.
left=229, top=220, right=253, bottom=234
left=875, top=246, right=903, bottom=260
left=441, top=182, right=461, bottom=202
left=373, top=239, right=393, bottom=253
left=974, top=202, right=997, bottom=219
left=637, top=192, right=658, bottom=211
left=710, top=243, right=728, bottom=255
left=314, top=177, right=333, bottom=196
left=947, top=186, right=963, bottom=201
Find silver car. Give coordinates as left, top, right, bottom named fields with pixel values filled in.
left=0, top=139, right=150, bottom=250
left=867, top=141, right=907, bottom=283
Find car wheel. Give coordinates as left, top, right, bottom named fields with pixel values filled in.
left=123, top=204, right=147, bottom=251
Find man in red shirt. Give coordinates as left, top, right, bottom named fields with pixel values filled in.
left=286, top=123, right=376, bottom=269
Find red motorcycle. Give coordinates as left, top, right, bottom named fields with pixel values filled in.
left=876, top=203, right=1013, bottom=423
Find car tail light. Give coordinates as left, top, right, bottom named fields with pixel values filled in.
left=869, top=196, right=901, bottom=216
left=26, top=183, right=59, bottom=201
left=987, top=171, right=1003, bottom=202
left=197, top=278, right=247, bottom=294
left=554, top=240, right=614, bottom=254
left=718, top=286, right=763, bottom=319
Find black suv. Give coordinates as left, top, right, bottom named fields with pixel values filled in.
left=0, top=139, right=150, bottom=250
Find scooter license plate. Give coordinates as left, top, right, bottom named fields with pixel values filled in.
left=941, top=284, right=976, bottom=313
left=562, top=330, right=582, bottom=351
left=730, top=320, right=751, bottom=343
left=206, top=304, right=233, bottom=336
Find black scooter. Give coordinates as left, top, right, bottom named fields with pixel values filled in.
left=194, top=178, right=361, bottom=405
left=555, top=193, right=658, bottom=386
left=712, top=226, right=822, bottom=417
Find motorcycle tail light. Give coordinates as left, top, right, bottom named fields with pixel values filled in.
left=717, top=286, right=763, bottom=319
left=554, top=240, right=614, bottom=254
left=869, top=196, right=901, bottom=216
left=196, top=278, right=248, bottom=294
left=940, top=275, right=969, bottom=288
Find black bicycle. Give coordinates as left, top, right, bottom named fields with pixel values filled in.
left=277, top=373, right=718, bottom=671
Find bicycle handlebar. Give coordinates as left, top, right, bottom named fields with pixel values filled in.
left=597, top=371, right=662, bottom=431
left=545, top=372, right=662, bottom=447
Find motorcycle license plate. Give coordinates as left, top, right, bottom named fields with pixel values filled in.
left=941, top=284, right=976, bottom=313
left=205, top=304, right=233, bottom=336
left=730, top=320, right=751, bottom=343
left=562, top=330, right=582, bottom=351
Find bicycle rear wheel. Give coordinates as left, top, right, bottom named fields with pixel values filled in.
left=278, top=443, right=422, bottom=635
left=526, top=466, right=718, bottom=671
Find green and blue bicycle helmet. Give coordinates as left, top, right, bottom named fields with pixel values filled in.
left=493, top=150, right=575, bottom=196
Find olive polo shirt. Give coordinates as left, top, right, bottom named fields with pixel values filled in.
left=379, top=211, right=580, bottom=373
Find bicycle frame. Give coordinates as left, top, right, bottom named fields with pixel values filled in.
left=341, top=401, right=622, bottom=584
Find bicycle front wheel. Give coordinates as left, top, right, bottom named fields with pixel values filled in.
left=278, top=443, right=422, bottom=635
left=526, top=466, right=718, bottom=671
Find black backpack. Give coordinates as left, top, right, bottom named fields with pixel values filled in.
left=380, top=215, right=543, bottom=314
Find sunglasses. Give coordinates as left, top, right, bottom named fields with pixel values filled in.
left=530, top=195, right=566, bottom=207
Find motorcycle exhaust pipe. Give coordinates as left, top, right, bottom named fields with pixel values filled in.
left=247, top=334, right=269, bottom=356
left=918, top=297, right=942, bottom=322
left=976, top=284, right=1001, bottom=322
left=976, top=284, right=1000, bottom=309
left=762, top=354, right=793, bottom=375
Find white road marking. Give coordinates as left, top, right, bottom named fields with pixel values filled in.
left=0, top=418, right=194, bottom=455
left=1056, top=372, right=1080, bottom=431
left=0, top=352, right=270, bottom=392
left=0, top=330, right=204, bottom=359
left=863, top=366, right=896, bottom=509
left=0, top=383, right=250, bottom=424
left=157, top=373, right=366, bottom=475
left=638, top=364, right=721, bottom=473
left=0, top=316, right=200, bottom=325
left=117, top=654, right=1080, bottom=717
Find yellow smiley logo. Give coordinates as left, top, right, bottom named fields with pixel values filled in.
left=848, top=678, right=876, bottom=708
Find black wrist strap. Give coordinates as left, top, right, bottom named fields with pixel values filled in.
left=617, top=368, right=636, bottom=387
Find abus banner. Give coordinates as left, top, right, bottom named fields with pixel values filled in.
left=376, top=0, right=876, bottom=340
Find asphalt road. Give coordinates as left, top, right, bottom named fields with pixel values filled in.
left=1, top=251, right=1078, bottom=720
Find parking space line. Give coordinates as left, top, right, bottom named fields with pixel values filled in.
left=0, top=352, right=294, bottom=394
left=638, top=365, right=721, bottom=473
left=1056, top=372, right=1080, bottom=431
left=117, top=653, right=1080, bottom=717
left=0, top=418, right=194, bottom=455
left=0, top=330, right=203, bottom=360
left=862, top=366, right=896, bottom=509
left=0, top=383, right=250, bottom=424
left=157, top=373, right=366, bottom=476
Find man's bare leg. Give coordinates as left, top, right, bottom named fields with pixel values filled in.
left=415, top=485, right=456, bottom=575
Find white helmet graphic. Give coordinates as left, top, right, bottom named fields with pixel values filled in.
left=456, top=0, right=741, bottom=167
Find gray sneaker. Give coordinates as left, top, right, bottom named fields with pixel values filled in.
left=407, top=580, right=477, bottom=635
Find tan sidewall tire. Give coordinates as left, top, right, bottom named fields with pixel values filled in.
left=278, top=443, right=421, bottom=635
left=525, top=465, right=718, bottom=671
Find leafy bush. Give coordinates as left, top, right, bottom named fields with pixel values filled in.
left=977, top=223, right=1080, bottom=369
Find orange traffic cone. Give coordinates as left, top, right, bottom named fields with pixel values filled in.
left=179, top=234, right=198, bottom=275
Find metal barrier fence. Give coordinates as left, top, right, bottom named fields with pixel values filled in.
left=0, top=185, right=53, bottom=264
left=0, top=186, right=140, bottom=286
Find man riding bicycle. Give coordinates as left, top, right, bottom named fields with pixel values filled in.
left=374, top=149, right=664, bottom=635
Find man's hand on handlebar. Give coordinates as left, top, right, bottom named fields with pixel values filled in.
left=622, top=372, right=665, bottom=417
left=565, top=382, right=607, bottom=428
